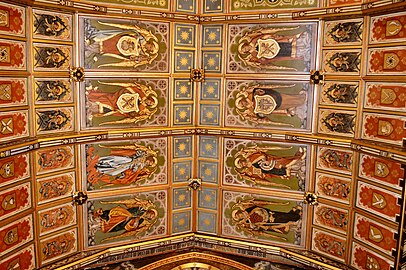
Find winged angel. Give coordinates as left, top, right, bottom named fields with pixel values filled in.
left=85, top=20, right=160, bottom=68
left=86, top=81, right=158, bottom=126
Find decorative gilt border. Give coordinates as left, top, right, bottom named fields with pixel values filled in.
left=44, top=233, right=346, bottom=270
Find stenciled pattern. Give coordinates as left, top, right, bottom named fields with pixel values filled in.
left=173, top=104, right=193, bottom=125
left=198, top=210, right=217, bottom=234
left=173, top=187, right=191, bottom=209
left=33, top=10, right=72, bottom=41
left=173, top=136, right=193, bottom=158
left=0, top=78, right=27, bottom=108
left=230, top=0, right=317, bottom=11
left=174, top=79, right=193, bottom=100
left=174, top=50, right=194, bottom=72
left=202, top=25, right=222, bottom=46
left=175, top=24, right=195, bottom=47
left=200, top=104, right=220, bottom=126
left=201, top=79, right=221, bottom=100
left=198, top=161, right=218, bottom=184
left=173, top=160, right=192, bottom=182
left=203, top=0, right=223, bottom=13
left=324, top=19, right=363, bottom=46
left=34, top=79, right=73, bottom=104
left=202, top=51, right=221, bottom=72
left=198, top=187, right=217, bottom=210
left=172, top=211, right=191, bottom=233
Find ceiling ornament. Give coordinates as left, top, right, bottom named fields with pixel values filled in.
left=190, top=68, right=205, bottom=82
left=188, top=178, right=202, bottom=190
left=72, top=191, right=88, bottom=205
left=310, top=70, right=324, bottom=85
left=69, top=66, right=85, bottom=82
left=303, top=191, right=318, bottom=205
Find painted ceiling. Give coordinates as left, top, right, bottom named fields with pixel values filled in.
left=0, top=0, right=405, bottom=270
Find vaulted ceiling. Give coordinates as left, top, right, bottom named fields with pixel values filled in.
left=0, top=1, right=405, bottom=270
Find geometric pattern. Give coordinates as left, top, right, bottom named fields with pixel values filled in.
left=175, top=50, right=194, bottom=72
left=201, top=79, right=221, bottom=100
left=198, top=187, right=217, bottom=210
left=172, top=210, right=192, bottom=233
left=202, top=25, right=223, bottom=46
left=176, top=0, right=197, bottom=13
left=173, top=161, right=192, bottom=182
left=200, top=104, right=220, bottom=126
left=198, top=161, right=218, bottom=183
left=174, top=79, right=194, bottom=100
left=175, top=24, right=195, bottom=47
left=203, top=0, right=223, bottom=13
left=197, top=211, right=217, bottom=234
left=199, top=136, right=219, bottom=159
left=174, top=104, right=193, bottom=125
left=173, top=187, right=192, bottom=209
left=202, top=51, right=221, bottom=72
left=173, top=136, right=193, bottom=158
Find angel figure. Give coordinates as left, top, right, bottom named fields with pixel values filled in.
left=86, top=81, right=158, bottom=125
left=237, top=26, right=311, bottom=71
left=235, top=84, right=307, bottom=126
left=87, top=144, right=158, bottom=187
left=231, top=198, right=302, bottom=241
left=93, top=197, right=158, bottom=243
left=85, top=20, right=160, bottom=69
left=234, top=144, right=306, bottom=188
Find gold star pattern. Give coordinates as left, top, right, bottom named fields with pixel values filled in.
left=180, top=57, right=189, bottom=66
left=205, top=110, right=214, bottom=119
left=179, top=85, right=189, bottom=94
left=178, top=143, right=186, bottom=152
left=178, top=218, right=185, bottom=226
left=205, top=143, right=213, bottom=151
left=180, top=31, right=189, bottom=41
left=208, top=31, right=217, bottom=41
left=206, top=85, right=215, bottom=94
left=178, top=194, right=186, bottom=202
left=179, top=110, right=188, bottom=119
left=178, top=167, right=186, bottom=175
left=207, top=57, right=216, bottom=67
left=204, top=167, right=212, bottom=176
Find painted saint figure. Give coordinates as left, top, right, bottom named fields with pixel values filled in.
left=235, top=84, right=307, bottom=126
left=85, top=81, right=158, bottom=125
left=231, top=198, right=302, bottom=241
left=87, top=144, right=158, bottom=187
left=234, top=144, right=306, bottom=189
left=84, top=19, right=160, bottom=69
left=92, top=197, right=158, bottom=242
left=237, top=26, right=312, bottom=71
